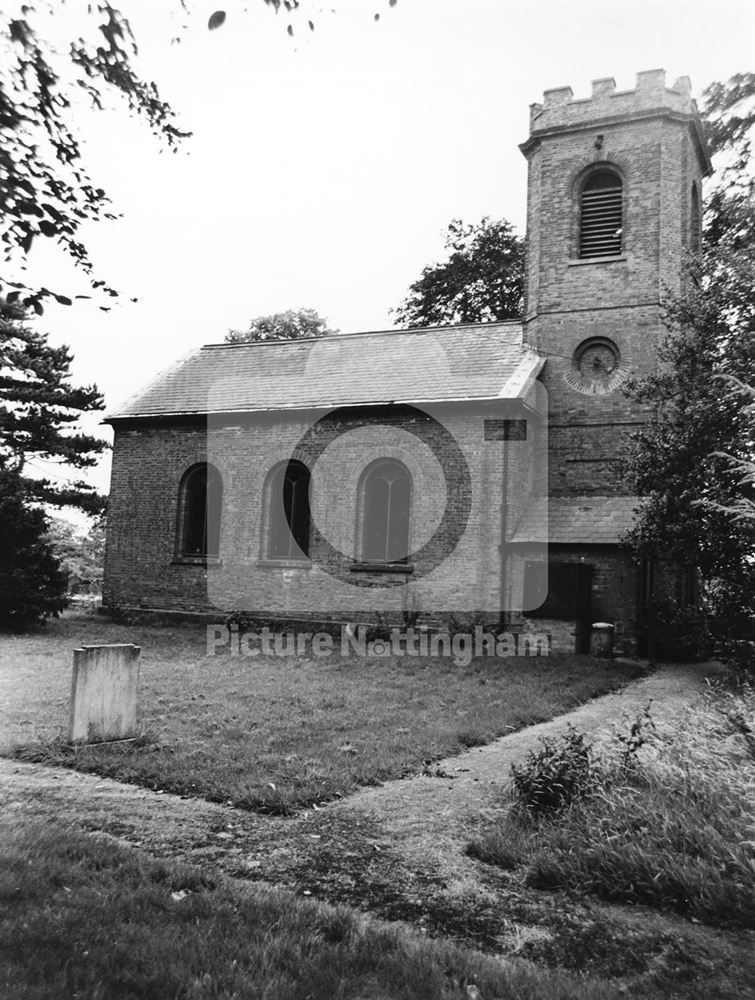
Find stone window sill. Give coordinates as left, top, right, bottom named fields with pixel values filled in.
left=256, top=558, right=312, bottom=570
left=568, top=255, right=627, bottom=266
left=172, top=555, right=222, bottom=567
left=349, top=562, right=414, bottom=575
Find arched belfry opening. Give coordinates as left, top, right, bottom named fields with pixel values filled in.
left=579, top=167, right=623, bottom=258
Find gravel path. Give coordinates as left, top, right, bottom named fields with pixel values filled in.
left=336, top=662, right=718, bottom=881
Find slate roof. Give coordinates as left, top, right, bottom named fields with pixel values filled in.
left=107, top=322, right=543, bottom=420
left=509, top=496, right=640, bottom=544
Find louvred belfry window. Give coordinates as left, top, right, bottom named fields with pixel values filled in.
left=579, top=168, right=623, bottom=258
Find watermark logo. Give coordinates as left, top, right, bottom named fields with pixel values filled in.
left=203, top=333, right=549, bottom=620
left=207, top=625, right=550, bottom=667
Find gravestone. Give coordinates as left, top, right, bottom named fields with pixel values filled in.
left=69, top=644, right=141, bottom=743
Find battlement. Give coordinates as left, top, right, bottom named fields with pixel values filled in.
left=528, top=69, right=697, bottom=134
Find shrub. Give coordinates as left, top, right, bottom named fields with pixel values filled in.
left=510, top=726, right=592, bottom=818
left=652, top=601, right=710, bottom=661
left=613, top=701, right=655, bottom=770
left=0, top=470, right=68, bottom=631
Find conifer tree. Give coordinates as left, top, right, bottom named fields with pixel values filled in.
left=0, top=300, right=105, bottom=512
left=0, top=469, right=68, bottom=630
left=0, top=300, right=105, bottom=628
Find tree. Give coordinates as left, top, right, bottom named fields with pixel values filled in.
left=226, top=307, right=337, bottom=344
left=705, top=376, right=755, bottom=524
left=392, top=217, right=524, bottom=328
left=0, top=469, right=68, bottom=630
left=46, top=515, right=106, bottom=593
left=624, top=237, right=755, bottom=662
left=1, top=2, right=190, bottom=312
left=0, top=298, right=105, bottom=627
left=700, top=72, right=755, bottom=247
left=623, top=73, right=755, bottom=667
left=1, top=2, right=397, bottom=312
left=0, top=300, right=105, bottom=513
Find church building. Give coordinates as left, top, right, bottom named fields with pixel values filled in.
left=103, top=70, right=711, bottom=654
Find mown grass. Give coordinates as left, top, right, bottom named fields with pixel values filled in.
left=468, top=687, right=755, bottom=929
left=0, top=816, right=627, bottom=1000
left=0, top=611, right=641, bottom=813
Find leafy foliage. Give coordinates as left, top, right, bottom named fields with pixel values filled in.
left=1, top=2, right=400, bottom=310
left=623, top=75, right=755, bottom=664
left=0, top=299, right=105, bottom=512
left=700, top=72, right=755, bottom=248
left=624, top=239, right=755, bottom=660
left=0, top=2, right=190, bottom=312
left=704, top=374, right=755, bottom=525
left=651, top=601, right=711, bottom=662
left=46, top=515, right=106, bottom=591
left=226, top=307, right=336, bottom=343
left=393, top=217, right=524, bottom=328
left=0, top=469, right=67, bottom=630
left=510, top=726, right=592, bottom=819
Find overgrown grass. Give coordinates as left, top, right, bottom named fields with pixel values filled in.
left=0, top=611, right=641, bottom=813
left=0, top=816, right=626, bottom=1000
left=468, top=688, right=755, bottom=929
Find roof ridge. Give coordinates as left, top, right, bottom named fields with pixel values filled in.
left=203, top=318, right=523, bottom=350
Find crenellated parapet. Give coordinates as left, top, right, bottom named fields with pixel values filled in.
left=522, top=69, right=709, bottom=171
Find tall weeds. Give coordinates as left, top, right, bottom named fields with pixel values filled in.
left=469, top=688, right=755, bottom=928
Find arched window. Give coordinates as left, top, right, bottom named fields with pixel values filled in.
left=178, top=464, right=223, bottom=558
left=690, top=183, right=701, bottom=252
left=265, top=460, right=311, bottom=560
left=360, top=460, right=412, bottom=563
left=579, top=167, right=623, bottom=258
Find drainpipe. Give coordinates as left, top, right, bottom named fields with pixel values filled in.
left=498, top=438, right=509, bottom=633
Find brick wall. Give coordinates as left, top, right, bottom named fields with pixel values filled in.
left=104, top=402, right=539, bottom=623
left=520, top=71, right=708, bottom=497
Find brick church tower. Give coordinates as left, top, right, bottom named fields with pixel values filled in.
left=519, top=69, right=711, bottom=497
left=510, top=70, right=712, bottom=652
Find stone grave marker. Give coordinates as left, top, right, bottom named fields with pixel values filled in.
left=69, top=644, right=141, bottom=743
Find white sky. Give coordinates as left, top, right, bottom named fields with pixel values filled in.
left=12, top=0, right=755, bottom=518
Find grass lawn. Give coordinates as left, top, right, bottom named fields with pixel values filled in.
left=0, top=814, right=626, bottom=1000
left=1, top=611, right=642, bottom=813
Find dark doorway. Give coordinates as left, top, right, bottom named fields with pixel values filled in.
left=524, top=559, right=594, bottom=652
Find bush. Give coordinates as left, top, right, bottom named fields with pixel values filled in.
left=0, top=470, right=67, bottom=631
left=510, top=726, right=592, bottom=818
left=652, top=601, right=710, bottom=661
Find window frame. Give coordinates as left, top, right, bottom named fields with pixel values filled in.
left=576, top=164, right=625, bottom=261
left=261, top=459, right=312, bottom=564
left=175, top=462, right=223, bottom=564
left=356, top=458, right=413, bottom=566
